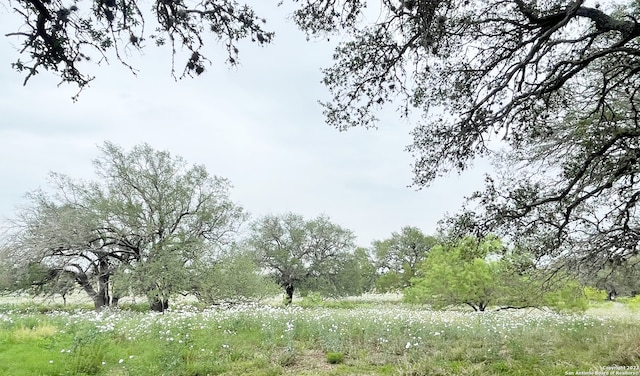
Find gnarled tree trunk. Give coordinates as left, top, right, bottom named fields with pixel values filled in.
left=75, top=271, right=107, bottom=311
left=150, top=295, right=169, bottom=312
left=284, top=284, right=295, bottom=305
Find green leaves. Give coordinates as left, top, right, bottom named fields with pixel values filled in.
left=7, top=142, right=247, bottom=311
left=372, top=226, right=436, bottom=292
left=249, top=213, right=359, bottom=303
left=193, top=248, right=280, bottom=304
left=405, top=236, right=587, bottom=312
left=404, top=238, right=492, bottom=311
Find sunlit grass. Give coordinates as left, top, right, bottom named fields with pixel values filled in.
left=0, top=298, right=638, bottom=375
left=10, top=324, right=57, bottom=341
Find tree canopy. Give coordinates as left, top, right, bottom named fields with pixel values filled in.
left=404, top=236, right=587, bottom=312
left=5, top=0, right=640, bottom=268
left=3, top=142, right=247, bottom=311
left=248, top=212, right=358, bottom=304
left=371, top=226, right=436, bottom=291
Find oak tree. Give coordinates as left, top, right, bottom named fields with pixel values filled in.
left=4, top=142, right=246, bottom=311
left=371, top=226, right=436, bottom=291
left=248, top=212, right=356, bottom=304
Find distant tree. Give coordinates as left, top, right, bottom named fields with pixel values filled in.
left=574, top=256, right=640, bottom=300
left=2, top=260, right=77, bottom=305
left=0, top=243, right=16, bottom=293
left=5, top=142, right=246, bottom=311
left=405, top=237, right=587, bottom=312
left=192, top=245, right=280, bottom=305
left=249, top=213, right=356, bottom=305
left=342, top=246, right=377, bottom=294
left=372, top=226, right=436, bottom=292
left=13, top=262, right=53, bottom=293
left=300, top=246, right=376, bottom=298
left=39, top=270, right=77, bottom=306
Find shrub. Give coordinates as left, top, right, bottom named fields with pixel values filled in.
left=626, top=295, right=640, bottom=312
left=583, top=287, right=607, bottom=302
left=326, top=352, right=344, bottom=364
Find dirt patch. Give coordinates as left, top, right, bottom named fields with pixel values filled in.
left=277, top=349, right=336, bottom=374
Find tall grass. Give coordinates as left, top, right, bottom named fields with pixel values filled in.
left=0, top=300, right=638, bottom=375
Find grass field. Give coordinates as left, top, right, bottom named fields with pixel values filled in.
left=0, top=294, right=639, bottom=375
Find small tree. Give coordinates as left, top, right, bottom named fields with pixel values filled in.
left=192, top=247, right=279, bottom=305
left=405, top=236, right=587, bottom=312
left=404, top=237, right=500, bottom=311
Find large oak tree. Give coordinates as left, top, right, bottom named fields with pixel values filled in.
left=4, top=142, right=246, bottom=311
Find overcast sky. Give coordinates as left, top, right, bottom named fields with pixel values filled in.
left=0, top=2, right=490, bottom=247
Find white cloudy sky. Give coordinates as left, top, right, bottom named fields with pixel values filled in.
left=0, top=2, right=490, bottom=246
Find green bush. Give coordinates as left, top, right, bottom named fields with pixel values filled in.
left=543, top=281, right=588, bottom=312
left=626, top=295, right=640, bottom=311
left=326, top=352, right=344, bottom=364
left=277, top=349, right=297, bottom=366
left=298, top=293, right=324, bottom=308
left=583, top=287, right=607, bottom=302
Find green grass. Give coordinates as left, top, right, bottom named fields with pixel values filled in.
left=0, top=299, right=638, bottom=375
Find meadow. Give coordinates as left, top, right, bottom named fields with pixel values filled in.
left=0, top=294, right=639, bottom=375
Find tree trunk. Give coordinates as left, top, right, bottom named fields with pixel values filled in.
left=97, top=280, right=110, bottom=308
left=607, top=286, right=617, bottom=301
left=284, top=284, right=295, bottom=305
left=150, top=295, right=169, bottom=312
left=97, top=259, right=112, bottom=307
left=95, top=293, right=108, bottom=309
left=75, top=272, right=106, bottom=311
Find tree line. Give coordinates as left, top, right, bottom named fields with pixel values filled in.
left=2, top=142, right=636, bottom=311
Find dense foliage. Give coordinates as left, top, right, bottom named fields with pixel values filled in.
left=248, top=213, right=369, bottom=304
left=405, top=237, right=587, bottom=311
left=371, top=226, right=436, bottom=292
left=2, top=142, right=247, bottom=311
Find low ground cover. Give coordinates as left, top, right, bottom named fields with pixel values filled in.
left=0, top=298, right=638, bottom=375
